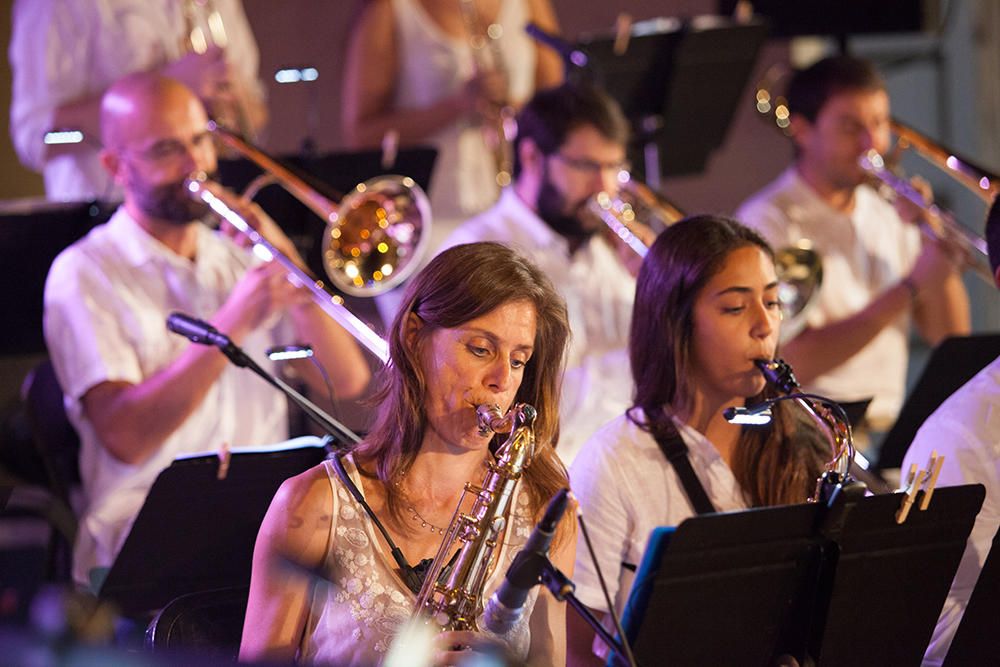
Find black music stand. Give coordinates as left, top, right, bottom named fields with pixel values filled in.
left=576, top=17, right=768, bottom=183
left=809, top=485, right=984, bottom=665
left=943, top=522, right=1000, bottom=665
left=613, top=485, right=983, bottom=667
left=0, top=199, right=115, bottom=356
left=616, top=504, right=826, bottom=666
left=877, top=335, right=1000, bottom=470
left=98, top=437, right=327, bottom=617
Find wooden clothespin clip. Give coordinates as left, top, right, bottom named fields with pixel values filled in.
left=918, top=451, right=945, bottom=511
left=613, top=14, right=633, bottom=56
left=381, top=129, right=399, bottom=171
left=896, top=450, right=946, bottom=523
left=896, top=462, right=920, bottom=524
left=217, top=441, right=231, bottom=481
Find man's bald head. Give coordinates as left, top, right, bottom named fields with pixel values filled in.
left=100, top=73, right=206, bottom=150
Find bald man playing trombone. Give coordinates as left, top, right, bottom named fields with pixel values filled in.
left=43, top=73, right=370, bottom=590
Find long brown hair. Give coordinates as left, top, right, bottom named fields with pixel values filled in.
left=629, top=215, right=824, bottom=506
left=357, top=242, right=572, bottom=532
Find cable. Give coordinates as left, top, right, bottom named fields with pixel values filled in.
left=577, top=509, right=638, bottom=667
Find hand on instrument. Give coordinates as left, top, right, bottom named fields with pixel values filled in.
left=204, top=182, right=308, bottom=270
left=892, top=174, right=933, bottom=224
left=212, top=262, right=309, bottom=342
left=907, top=234, right=961, bottom=298
left=606, top=219, right=657, bottom=278
left=462, top=68, right=510, bottom=121
left=431, top=630, right=509, bottom=667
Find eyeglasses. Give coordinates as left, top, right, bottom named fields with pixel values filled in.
left=551, top=152, right=630, bottom=176
left=125, top=131, right=214, bottom=163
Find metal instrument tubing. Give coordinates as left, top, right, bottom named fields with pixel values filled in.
left=187, top=179, right=390, bottom=362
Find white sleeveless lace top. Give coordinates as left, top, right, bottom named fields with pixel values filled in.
left=390, top=0, right=537, bottom=246
left=299, top=456, right=539, bottom=665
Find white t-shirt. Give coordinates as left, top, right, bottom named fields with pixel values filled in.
left=569, top=410, right=749, bottom=621
left=901, top=355, right=1000, bottom=667
left=735, top=167, right=921, bottom=428
left=9, top=0, right=262, bottom=201
left=442, top=189, right=637, bottom=464
left=44, top=208, right=289, bottom=586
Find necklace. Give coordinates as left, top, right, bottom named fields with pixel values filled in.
left=403, top=502, right=448, bottom=535
left=394, top=474, right=448, bottom=535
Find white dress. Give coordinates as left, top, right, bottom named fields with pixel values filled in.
left=390, top=0, right=538, bottom=252
left=300, top=456, right=540, bottom=665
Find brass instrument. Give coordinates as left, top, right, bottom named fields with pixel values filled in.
left=589, top=178, right=822, bottom=340
left=458, top=0, right=516, bottom=188
left=859, top=144, right=994, bottom=284
left=180, top=0, right=260, bottom=141
left=185, top=122, right=433, bottom=362
left=414, top=403, right=537, bottom=631
left=754, top=359, right=862, bottom=504
left=754, top=65, right=995, bottom=284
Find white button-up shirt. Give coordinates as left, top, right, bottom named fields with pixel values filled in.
left=44, top=208, right=289, bottom=586
left=902, top=355, right=1000, bottom=666
left=736, top=167, right=921, bottom=427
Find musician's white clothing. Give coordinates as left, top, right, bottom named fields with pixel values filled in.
left=44, top=207, right=287, bottom=587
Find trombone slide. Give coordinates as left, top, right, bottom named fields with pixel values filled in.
left=186, top=177, right=390, bottom=363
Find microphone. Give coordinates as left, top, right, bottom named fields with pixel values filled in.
left=483, top=487, right=570, bottom=634
left=166, top=312, right=231, bottom=349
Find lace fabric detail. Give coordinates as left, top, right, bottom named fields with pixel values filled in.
left=300, top=457, right=537, bottom=665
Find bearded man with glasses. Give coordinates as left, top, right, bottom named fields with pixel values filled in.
left=441, top=82, right=639, bottom=464
left=42, top=73, right=370, bottom=590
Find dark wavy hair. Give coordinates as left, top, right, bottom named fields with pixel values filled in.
left=357, top=242, right=572, bottom=533
left=628, top=215, right=825, bottom=506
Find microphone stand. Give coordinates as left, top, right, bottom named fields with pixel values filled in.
left=536, top=558, right=640, bottom=667
left=210, top=334, right=361, bottom=450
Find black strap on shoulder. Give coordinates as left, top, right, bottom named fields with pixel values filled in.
left=652, top=429, right=716, bottom=515
left=329, top=455, right=424, bottom=594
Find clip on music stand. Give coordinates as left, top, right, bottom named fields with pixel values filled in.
left=942, top=521, right=1000, bottom=665
left=576, top=16, right=768, bottom=185
left=98, top=437, right=328, bottom=617
left=613, top=484, right=984, bottom=666
left=877, top=335, right=1000, bottom=470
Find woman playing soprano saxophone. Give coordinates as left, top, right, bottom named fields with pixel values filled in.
left=567, top=216, right=829, bottom=665
left=241, top=242, right=575, bottom=665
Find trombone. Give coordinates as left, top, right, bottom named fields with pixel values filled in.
left=185, top=122, right=433, bottom=363
left=858, top=122, right=995, bottom=284
left=588, top=176, right=822, bottom=341
left=754, top=65, right=995, bottom=284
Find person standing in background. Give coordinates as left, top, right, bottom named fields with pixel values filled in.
left=340, top=0, right=564, bottom=255
left=10, top=0, right=267, bottom=202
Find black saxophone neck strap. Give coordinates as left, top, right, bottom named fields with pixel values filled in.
left=329, top=454, right=425, bottom=594
left=652, top=428, right=717, bottom=516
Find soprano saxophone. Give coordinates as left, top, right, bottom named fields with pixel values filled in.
left=413, top=402, right=537, bottom=631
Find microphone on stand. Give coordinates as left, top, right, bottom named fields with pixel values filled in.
left=166, top=312, right=231, bottom=349
left=483, top=487, right=570, bottom=634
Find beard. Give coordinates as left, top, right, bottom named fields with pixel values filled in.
left=129, top=171, right=215, bottom=225
left=535, top=165, right=598, bottom=248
